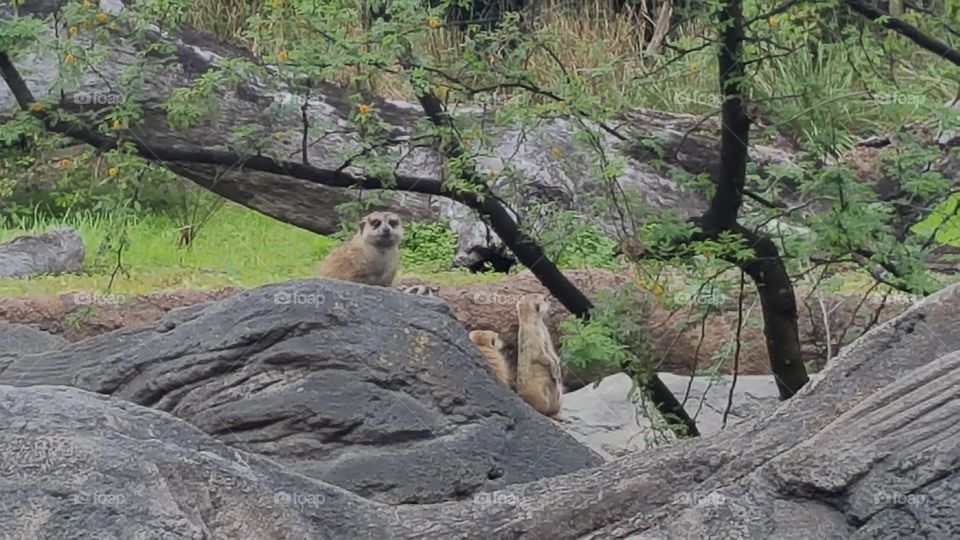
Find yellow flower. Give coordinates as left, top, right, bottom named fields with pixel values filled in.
left=460, top=137, right=470, bottom=146
left=68, top=25, right=79, bottom=35
left=59, top=159, right=71, bottom=168
left=434, top=85, right=449, bottom=99
left=277, top=48, right=289, bottom=62
left=550, top=146, right=561, bottom=158
left=768, top=16, right=778, bottom=26
left=82, top=0, right=93, bottom=8
left=65, top=53, right=76, bottom=63
left=427, top=16, right=442, bottom=29
left=108, top=21, right=117, bottom=30
left=107, top=166, right=119, bottom=177
left=273, top=132, right=286, bottom=141
left=487, top=170, right=497, bottom=177
left=111, top=119, right=122, bottom=129
left=690, top=63, right=700, bottom=72
left=357, top=103, right=371, bottom=115
left=96, top=12, right=108, bottom=24
left=31, top=102, right=43, bottom=112
left=269, top=0, right=284, bottom=6
left=651, top=283, right=664, bottom=298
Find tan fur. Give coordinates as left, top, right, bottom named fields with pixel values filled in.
left=317, top=212, right=403, bottom=286
left=515, top=293, right=563, bottom=417
left=469, top=330, right=514, bottom=389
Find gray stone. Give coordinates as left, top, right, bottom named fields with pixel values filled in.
left=0, top=384, right=400, bottom=539
left=0, top=278, right=602, bottom=504
left=0, top=283, right=958, bottom=538
left=561, top=372, right=781, bottom=459
left=0, top=323, right=67, bottom=357
left=0, top=228, right=84, bottom=278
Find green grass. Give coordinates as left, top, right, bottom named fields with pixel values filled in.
left=0, top=204, right=337, bottom=295
left=0, top=203, right=508, bottom=296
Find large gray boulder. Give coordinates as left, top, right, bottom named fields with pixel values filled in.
left=0, top=385, right=401, bottom=539
left=0, top=228, right=84, bottom=278
left=0, top=278, right=602, bottom=504
left=0, top=283, right=958, bottom=537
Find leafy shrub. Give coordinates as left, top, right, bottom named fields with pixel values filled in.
left=401, top=220, right=459, bottom=271
left=559, top=281, right=656, bottom=379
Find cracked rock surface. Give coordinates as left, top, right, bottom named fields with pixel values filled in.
left=0, top=278, right=602, bottom=504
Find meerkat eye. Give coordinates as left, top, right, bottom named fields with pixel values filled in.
left=388, top=219, right=399, bottom=228
left=370, top=219, right=382, bottom=228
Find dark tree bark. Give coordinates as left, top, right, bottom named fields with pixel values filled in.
left=711, top=0, right=808, bottom=397
left=844, top=0, right=960, bottom=65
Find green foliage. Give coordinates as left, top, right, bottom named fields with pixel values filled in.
left=400, top=220, right=458, bottom=272
left=559, top=282, right=656, bottom=381
left=533, top=210, right=622, bottom=270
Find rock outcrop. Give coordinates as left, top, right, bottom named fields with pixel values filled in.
left=0, top=282, right=958, bottom=537
left=0, top=228, right=84, bottom=278
left=0, top=278, right=602, bottom=504
left=560, top=372, right=782, bottom=459
left=0, top=323, right=66, bottom=357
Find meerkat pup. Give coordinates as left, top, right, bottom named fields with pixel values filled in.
left=515, top=293, right=564, bottom=418
left=317, top=211, right=403, bottom=287
left=469, top=330, right=514, bottom=389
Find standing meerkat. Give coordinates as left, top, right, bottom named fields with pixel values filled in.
left=515, top=293, right=564, bottom=418
left=469, top=330, right=514, bottom=389
left=317, top=211, right=403, bottom=287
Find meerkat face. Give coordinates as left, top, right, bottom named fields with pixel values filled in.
left=469, top=330, right=502, bottom=349
left=360, top=211, right=404, bottom=249
left=517, top=294, right=547, bottom=320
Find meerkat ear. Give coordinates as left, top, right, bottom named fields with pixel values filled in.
left=358, top=219, right=366, bottom=233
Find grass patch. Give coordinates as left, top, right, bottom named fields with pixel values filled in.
left=0, top=203, right=515, bottom=296
left=0, top=204, right=335, bottom=295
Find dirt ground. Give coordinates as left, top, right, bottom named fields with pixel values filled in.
left=1, top=269, right=908, bottom=389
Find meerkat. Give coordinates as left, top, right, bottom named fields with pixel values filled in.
left=317, top=211, right=403, bottom=287
left=515, top=293, right=564, bottom=418
left=469, top=330, right=514, bottom=389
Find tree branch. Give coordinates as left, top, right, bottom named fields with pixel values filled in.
left=844, top=0, right=960, bottom=66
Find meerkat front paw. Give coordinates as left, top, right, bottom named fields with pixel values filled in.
left=400, top=284, right=439, bottom=298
